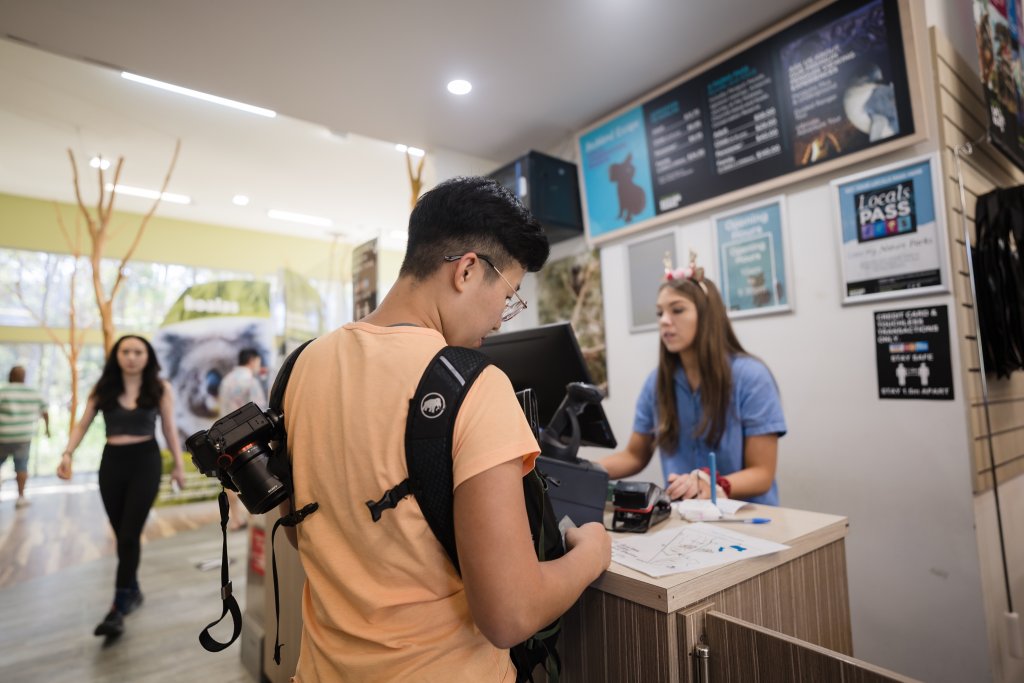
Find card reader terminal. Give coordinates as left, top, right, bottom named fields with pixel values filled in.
left=611, top=481, right=671, bottom=533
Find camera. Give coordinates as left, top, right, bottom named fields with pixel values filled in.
left=185, top=402, right=290, bottom=514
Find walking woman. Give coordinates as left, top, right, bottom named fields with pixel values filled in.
left=599, top=254, right=786, bottom=504
left=57, top=335, right=186, bottom=638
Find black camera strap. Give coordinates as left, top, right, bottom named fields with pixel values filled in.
left=271, top=501, right=318, bottom=664
left=197, top=338, right=320, bottom=658
left=198, top=491, right=242, bottom=653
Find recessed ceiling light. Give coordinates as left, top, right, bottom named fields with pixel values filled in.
left=267, top=209, right=333, bottom=227
left=394, top=143, right=425, bottom=157
left=232, top=194, right=250, bottom=206
left=447, top=79, right=472, bottom=95
left=121, top=72, right=277, bottom=118
left=89, top=156, right=111, bottom=170
left=104, top=183, right=191, bottom=204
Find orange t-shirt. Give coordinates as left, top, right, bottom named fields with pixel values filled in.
left=284, top=323, right=539, bottom=682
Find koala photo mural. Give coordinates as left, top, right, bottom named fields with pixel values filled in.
left=153, top=280, right=274, bottom=443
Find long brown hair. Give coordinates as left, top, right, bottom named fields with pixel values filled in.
left=91, top=335, right=165, bottom=412
left=655, top=278, right=746, bottom=451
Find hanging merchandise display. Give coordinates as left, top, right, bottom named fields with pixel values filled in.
left=972, top=186, right=1024, bottom=378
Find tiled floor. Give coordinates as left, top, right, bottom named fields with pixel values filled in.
left=0, top=475, right=257, bottom=682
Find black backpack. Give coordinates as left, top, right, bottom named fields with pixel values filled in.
left=200, top=342, right=566, bottom=680
left=366, top=346, right=566, bottom=682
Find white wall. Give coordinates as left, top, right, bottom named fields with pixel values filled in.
left=592, top=169, right=990, bottom=682
left=509, top=5, right=1002, bottom=680
left=517, top=157, right=991, bottom=678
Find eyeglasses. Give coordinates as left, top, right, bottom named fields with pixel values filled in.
left=443, top=253, right=528, bottom=322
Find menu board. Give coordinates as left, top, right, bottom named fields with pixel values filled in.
left=578, top=0, right=916, bottom=242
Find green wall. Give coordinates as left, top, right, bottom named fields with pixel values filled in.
left=0, top=191, right=352, bottom=280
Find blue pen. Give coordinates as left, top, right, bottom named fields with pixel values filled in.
left=708, top=451, right=717, bottom=506
left=705, top=517, right=772, bottom=524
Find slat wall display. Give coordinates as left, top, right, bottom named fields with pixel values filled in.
left=576, top=0, right=927, bottom=246
left=931, top=27, right=1024, bottom=492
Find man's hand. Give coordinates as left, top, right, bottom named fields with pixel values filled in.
left=564, top=522, right=611, bottom=574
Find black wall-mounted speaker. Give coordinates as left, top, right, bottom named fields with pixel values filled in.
left=488, top=150, right=583, bottom=245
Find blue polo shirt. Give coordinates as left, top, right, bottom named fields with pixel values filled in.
left=633, top=355, right=786, bottom=505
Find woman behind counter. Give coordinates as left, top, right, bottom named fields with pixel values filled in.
left=599, top=255, right=786, bottom=504
left=57, top=334, right=186, bottom=639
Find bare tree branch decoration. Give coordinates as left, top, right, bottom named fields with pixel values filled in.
left=67, top=140, right=181, bottom=354
left=406, top=150, right=426, bottom=209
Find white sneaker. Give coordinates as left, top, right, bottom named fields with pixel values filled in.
left=15, top=497, right=30, bottom=509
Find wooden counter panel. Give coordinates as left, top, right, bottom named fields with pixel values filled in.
left=706, top=611, right=916, bottom=682
left=594, top=505, right=849, bottom=612
left=561, top=589, right=676, bottom=683
left=562, top=537, right=852, bottom=682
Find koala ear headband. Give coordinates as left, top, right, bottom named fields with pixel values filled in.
left=663, top=249, right=708, bottom=294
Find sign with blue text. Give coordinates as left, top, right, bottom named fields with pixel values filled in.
left=712, top=196, right=791, bottom=318
left=831, top=153, right=945, bottom=304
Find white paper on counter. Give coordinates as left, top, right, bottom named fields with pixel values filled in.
left=611, top=523, right=790, bottom=578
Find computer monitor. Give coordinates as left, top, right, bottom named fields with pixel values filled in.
left=479, top=322, right=617, bottom=449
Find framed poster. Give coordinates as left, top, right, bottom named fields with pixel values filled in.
left=352, top=238, right=378, bottom=319
left=576, top=0, right=925, bottom=245
left=831, top=153, right=946, bottom=304
left=973, top=0, right=1024, bottom=172
left=712, top=196, right=792, bottom=318
left=627, top=229, right=677, bottom=332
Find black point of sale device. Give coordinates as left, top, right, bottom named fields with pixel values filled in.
left=611, top=481, right=671, bottom=533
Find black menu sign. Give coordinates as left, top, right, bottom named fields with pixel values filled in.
left=579, top=0, right=916, bottom=241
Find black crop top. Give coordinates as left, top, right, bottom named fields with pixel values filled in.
left=104, top=404, right=159, bottom=437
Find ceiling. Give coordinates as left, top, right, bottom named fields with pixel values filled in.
left=0, top=0, right=811, bottom=244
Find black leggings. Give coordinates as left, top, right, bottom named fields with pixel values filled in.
left=98, top=439, right=163, bottom=590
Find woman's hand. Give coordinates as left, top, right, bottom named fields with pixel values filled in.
left=56, top=453, right=73, bottom=480
left=666, top=469, right=702, bottom=500
left=171, top=463, right=186, bottom=491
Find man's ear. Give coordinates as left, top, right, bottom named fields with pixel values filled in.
left=450, top=253, right=479, bottom=293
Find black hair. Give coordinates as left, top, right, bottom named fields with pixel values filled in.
left=91, top=335, right=164, bottom=411
left=238, top=348, right=261, bottom=366
left=399, top=176, right=550, bottom=280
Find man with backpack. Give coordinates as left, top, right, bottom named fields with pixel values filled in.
left=279, top=176, right=611, bottom=681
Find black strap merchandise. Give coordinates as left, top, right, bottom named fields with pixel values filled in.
left=974, top=188, right=1024, bottom=378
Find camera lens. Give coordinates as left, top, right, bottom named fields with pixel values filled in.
left=226, top=442, right=290, bottom=514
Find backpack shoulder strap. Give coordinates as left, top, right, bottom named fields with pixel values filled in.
left=365, top=346, right=491, bottom=572
left=269, top=338, right=317, bottom=414
left=406, top=347, right=492, bottom=574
